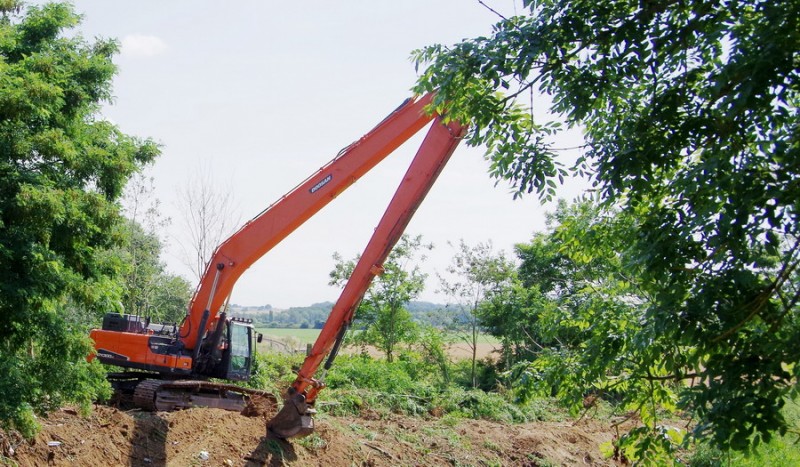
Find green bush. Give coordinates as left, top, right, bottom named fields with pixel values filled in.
left=253, top=348, right=562, bottom=426
left=429, top=387, right=529, bottom=423
left=322, top=354, right=557, bottom=423
left=0, top=330, right=111, bottom=438
left=449, top=358, right=504, bottom=391
left=248, top=352, right=305, bottom=394
left=326, top=354, right=434, bottom=394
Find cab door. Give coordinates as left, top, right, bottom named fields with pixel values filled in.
left=225, top=321, right=253, bottom=381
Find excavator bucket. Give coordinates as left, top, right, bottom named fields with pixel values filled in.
left=267, top=391, right=315, bottom=439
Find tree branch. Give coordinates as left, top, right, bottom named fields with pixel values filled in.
left=477, top=0, right=507, bottom=21
left=712, top=238, right=800, bottom=343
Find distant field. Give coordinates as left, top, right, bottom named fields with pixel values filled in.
left=449, top=333, right=502, bottom=345
left=256, top=327, right=320, bottom=344
left=255, top=327, right=502, bottom=359
left=256, top=327, right=501, bottom=344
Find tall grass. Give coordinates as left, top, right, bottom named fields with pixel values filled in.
left=251, top=351, right=562, bottom=424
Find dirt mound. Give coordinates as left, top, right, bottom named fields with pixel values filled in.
left=2, top=404, right=622, bottom=466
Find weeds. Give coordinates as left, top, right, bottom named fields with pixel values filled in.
left=296, top=433, right=327, bottom=452
left=347, top=423, right=377, bottom=441
left=251, top=351, right=565, bottom=426
left=482, top=440, right=501, bottom=452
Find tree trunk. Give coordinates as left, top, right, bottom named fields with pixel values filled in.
left=471, top=313, right=478, bottom=389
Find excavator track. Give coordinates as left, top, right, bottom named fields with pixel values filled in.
left=133, top=379, right=278, bottom=413
left=132, top=379, right=162, bottom=411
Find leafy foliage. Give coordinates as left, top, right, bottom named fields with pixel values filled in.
left=416, top=324, right=452, bottom=386
left=494, top=197, right=797, bottom=462
left=320, top=353, right=547, bottom=423
left=116, top=220, right=191, bottom=324
left=248, top=351, right=304, bottom=395
left=690, top=396, right=800, bottom=465
left=438, top=240, right=516, bottom=387
left=0, top=2, right=157, bottom=435
left=414, top=0, right=800, bottom=455
left=246, top=301, right=449, bottom=329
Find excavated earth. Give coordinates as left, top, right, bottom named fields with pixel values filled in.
left=1, top=402, right=626, bottom=466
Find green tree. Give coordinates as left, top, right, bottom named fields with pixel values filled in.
left=416, top=324, right=452, bottom=386
left=414, top=0, right=799, bottom=455
left=508, top=200, right=688, bottom=461
left=494, top=200, right=623, bottom=357
left=478, top=264, right=546, bottom=369
left=117, top=220, right=191, bottom=324
left=480, top=208, right=576, bottom=369
left=0, top=2, right=158, bottom=436
left=330, top=234, right=430, bottom=362
left=439, top=239, right=516, bottom=388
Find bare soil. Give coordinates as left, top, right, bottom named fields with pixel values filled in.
left=446, top=342, right=501, bottom=360
left=1, top=402, right=624, bottom=466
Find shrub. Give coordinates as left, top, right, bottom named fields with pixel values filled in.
left=248, top=352, right=304, bottom=394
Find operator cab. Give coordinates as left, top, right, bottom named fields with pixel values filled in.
left=209, top=317, right=261, bottom=381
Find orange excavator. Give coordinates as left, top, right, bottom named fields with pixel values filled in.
left=89, top=92, right=465, bottom=438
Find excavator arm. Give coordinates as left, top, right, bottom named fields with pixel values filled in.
left=267, top=114, right=466, bottom=438
left=178, top=94, right=442, bottom=355
left=88, top=92, right=465, bottom=417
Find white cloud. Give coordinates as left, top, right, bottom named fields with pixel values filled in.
left=121, top=34, right=167, bottom=57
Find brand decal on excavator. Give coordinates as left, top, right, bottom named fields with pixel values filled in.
left=96, top=349, right=129, bottom=361
left=310, top=174, right=332, bottom=193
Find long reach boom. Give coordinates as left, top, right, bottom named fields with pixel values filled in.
left=89, top=92, right=465, bottom=432
left=267, top=99, right=466, bottom=438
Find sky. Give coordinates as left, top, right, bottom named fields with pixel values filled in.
left=64, top=1, right=586, bottom=308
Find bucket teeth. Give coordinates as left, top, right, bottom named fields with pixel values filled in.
left=267, top=392, right=315, bottom=439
